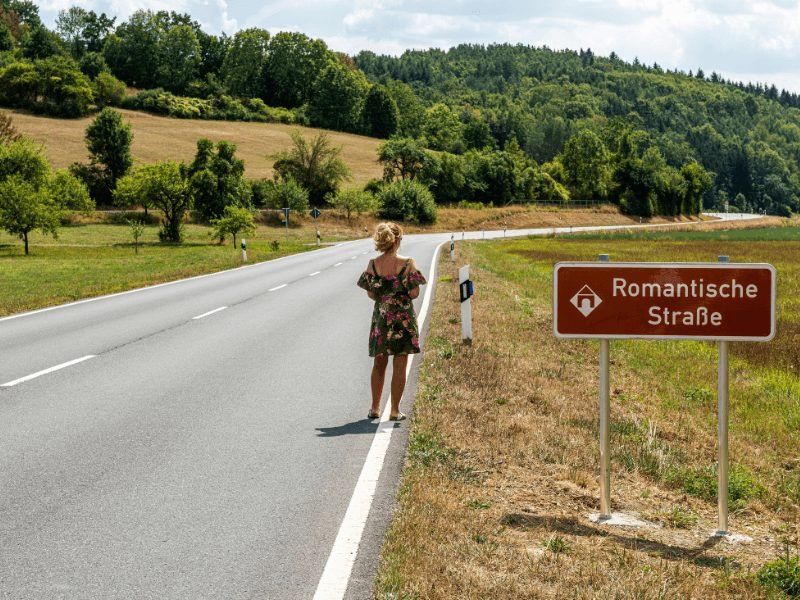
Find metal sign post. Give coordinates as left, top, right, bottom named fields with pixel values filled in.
left=598, top=254, right=611, bottom=518
left=282, top=207, right=290, bottom=242
left=717, top=255, right=730, bottom=535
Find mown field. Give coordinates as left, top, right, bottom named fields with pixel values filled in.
left=9, top=108, right=383, bottom=184
left=378, top=222, right=800, bottom=599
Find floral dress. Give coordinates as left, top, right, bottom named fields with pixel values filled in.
left=357, top=259, right=427, bottom=357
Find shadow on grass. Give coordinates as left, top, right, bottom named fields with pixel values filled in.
left=316, top=419, right=381, bottom=437
left=502, top=513, right=725, bottom=567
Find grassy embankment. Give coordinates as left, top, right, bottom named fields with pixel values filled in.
left=378, top=220, right=800, bottom=599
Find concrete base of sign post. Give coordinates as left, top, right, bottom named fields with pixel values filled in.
left=588, top=512, right=659, bottom=529
left=712, top=531, right=753, bottom=544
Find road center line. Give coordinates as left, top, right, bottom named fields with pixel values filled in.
left=269, top=284, right=288, bottom=291
left=192, top=306, right=227, bottom=320
left=309, top=271, right=321, bottom=277
left=1, top=355, right=97, bottom=387
left=334, top=262, right=343, bottom=267
left=313, top=241, right=442, bottom=600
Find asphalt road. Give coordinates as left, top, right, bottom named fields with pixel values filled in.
left=0, top=213, right=759, bottom=599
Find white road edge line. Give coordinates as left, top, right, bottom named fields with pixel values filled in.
left=334, top=262, right=343, bottom=267
left=1, top=355, right=97, bottom=387
left=269, top=284, right=288, bottom=292
left=309, top=271, right=321, bottom=277
left=192, top=306, right=227, bottom=320
left=313, top=241, right=442, bottom=600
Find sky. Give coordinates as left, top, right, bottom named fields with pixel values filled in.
left=36, top=0, right=800, bottom=94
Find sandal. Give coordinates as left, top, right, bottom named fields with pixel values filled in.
left=367, top=411, right=380, bottom=419
left=389, top=412, right=407, bottom=421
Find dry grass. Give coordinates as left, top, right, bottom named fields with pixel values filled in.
left=9, top=108, right=383, bottom=184
left=377, top=228, right=800, bottom=599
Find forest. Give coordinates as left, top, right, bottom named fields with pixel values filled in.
left=0, top=0, right=798, bottom=217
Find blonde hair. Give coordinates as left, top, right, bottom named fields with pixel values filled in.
left=373, top=222, right=403, bottom=253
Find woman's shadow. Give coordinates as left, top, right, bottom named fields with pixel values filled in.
left=316, top=419, right=381, bottom=437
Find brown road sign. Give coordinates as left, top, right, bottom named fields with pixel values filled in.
left=553, top=262, right=776, bottom=341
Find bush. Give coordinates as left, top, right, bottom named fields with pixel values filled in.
left=667, top=463, right=764, bottom=504
left=93, top=72, right=126, bottom=108
left=327, top=188, right=378, bottom=220
left=121, top=89, right=302, bottom=124
left=757, top=554, right=800, bottom=597
left=378, top=179, right=437, bottom=224
left=263, top=177, right=309, bottom=215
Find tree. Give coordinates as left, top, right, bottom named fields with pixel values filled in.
left=462, top=109, right=494, bottom=150
left=560, top=130, right=611, bottom=200
left=0, top=61, right=37, bottom=108
left=425, top=152, right=467, bottom=203
left=378, top=180, right=437, bottom=224
left=210, top=205, right=255, bottom=248
left=262, top=32, right=330, bottom=108
left=377, top=138, right=432, bottom=181
left=157, top=24, right=200, bottom=93
left=79, top=51, right=109, bottom=79
left=422, top=103, right=464, bottom=152
left=221, top=27, right=270, bottom=98
left=188, top=138, right=251, bottom=221
left=56, top=7, right=115, bottom=58
left=114, top=162, right=191, bottom=242
left=327, top=188, right=378, bottom=220
left=34, top=55, right=94, bottom=117
left=102, top=10, right=161, bottom=88
left=308, top=58, right=370, bottom=133
left=0, top=140, right=92, bottom=254
left=85, top=108, right=133, bottom=187
left=362, top=85, right=399, bottom=138
left=23, top=25, right=65, bottom=59
left=387, top=80, right=425, bottom=138
left=263, top=177, right=309, bottom=217
left=272, top=131, right=351, bottom=205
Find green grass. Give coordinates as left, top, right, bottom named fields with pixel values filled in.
left=0, top=223, right=316, bottom=317
left=562, top=225, right=800, bottom=242
left=472, top=232, right=800, bottom=511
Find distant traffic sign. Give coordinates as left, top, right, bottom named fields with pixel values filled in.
left=310, top=207, right=321, bottom=219
left=553, top=262, right=776, bottom=341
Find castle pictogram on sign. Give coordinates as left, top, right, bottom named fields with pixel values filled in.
left=570, top=285, right=602, bottom=317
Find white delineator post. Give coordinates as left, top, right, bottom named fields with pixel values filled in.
left=459, top=264, right=473, bottom=343
left=241, top=238, right=247, bottom=262
left=450, top=235, right=455, bottom=261
left=717, top=254, right=730, bottom=535
left=598, top=253, right=611, bottom=518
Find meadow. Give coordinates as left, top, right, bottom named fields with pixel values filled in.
left=0, top=206, right=691, bottom=318
left=378, top=222, right=800, bottom=599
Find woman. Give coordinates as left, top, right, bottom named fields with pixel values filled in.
left=357, top=222, right=426, bottom=421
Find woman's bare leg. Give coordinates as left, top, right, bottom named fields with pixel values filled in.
left=371, top=354, right=389, bottom=415
left=390, top=354, right=409, bottom=417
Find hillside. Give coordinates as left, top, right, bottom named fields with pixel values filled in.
left=9, top=109, right=383, bottom=185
